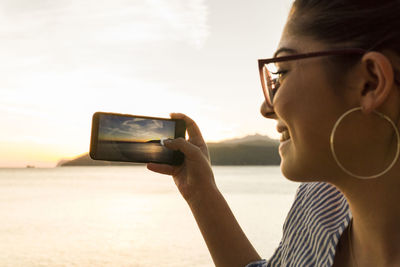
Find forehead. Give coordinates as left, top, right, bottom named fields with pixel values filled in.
left=276, top=24, right=328, bottom=56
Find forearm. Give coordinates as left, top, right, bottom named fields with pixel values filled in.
left=147, top=114, right=260, bottom=266
left=188, top=187, right=261, bottom=267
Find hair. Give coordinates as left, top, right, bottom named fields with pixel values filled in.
left=288, top=0, right=400, bottom=84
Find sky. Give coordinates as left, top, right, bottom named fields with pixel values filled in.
left=98, top=115, right=175, bottom=142
left=0, top=0, right=294, bottom=167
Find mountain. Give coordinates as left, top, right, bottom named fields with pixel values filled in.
left=58, top=134, right=280, bottom=166
left=208, top=133, right=278, bottom=146
left=207, top=134, right=280, bottom=165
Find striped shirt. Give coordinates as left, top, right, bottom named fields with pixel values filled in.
left=246, top=182, right=351, bottom=267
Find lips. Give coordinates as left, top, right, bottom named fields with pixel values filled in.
left=277, top=124, right=291, bottom=142
left=280, top=130, right=291, bottom=142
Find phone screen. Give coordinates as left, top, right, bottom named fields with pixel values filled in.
left=90, top=112, right=185, bottom=165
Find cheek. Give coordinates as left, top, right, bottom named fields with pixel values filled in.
left=295, top=100, right=337, bottom=155
left=276, top=89, right=341, bottom=178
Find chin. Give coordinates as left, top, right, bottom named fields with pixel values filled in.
left=280, top=160, right=321, bottom=183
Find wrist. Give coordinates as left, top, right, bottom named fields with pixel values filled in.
left=187, top=184, right=221, bottom=210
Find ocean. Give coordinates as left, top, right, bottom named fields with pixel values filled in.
left=0, top=166, right=299, bottom=266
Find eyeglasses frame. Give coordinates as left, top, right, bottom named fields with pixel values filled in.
left=258, top=48, right=368, bottom=106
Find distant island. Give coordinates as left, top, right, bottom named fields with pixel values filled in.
left=58, top=134, right=281, bottom=166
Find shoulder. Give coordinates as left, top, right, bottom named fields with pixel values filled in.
left=268, top=182, right=351, bottom=267
left=282, top=182, right=347, bottom=228
left=293, top=182, right=346, bottom=211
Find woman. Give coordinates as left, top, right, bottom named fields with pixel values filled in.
left=147, top=0, right=400, bottom=266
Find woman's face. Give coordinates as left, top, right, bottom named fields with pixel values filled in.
left=261, top=16, right=400, bottom=183
left=261, top=26, right=352, bottom=181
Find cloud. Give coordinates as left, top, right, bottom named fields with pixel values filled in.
left=132, top=118, right=146, bottom=122
left=0, top=0, right=209, bottom=53
left=148, top=120, right=163, bottom=130
left=144, top=0, right=209, bottom=48
left=100, top=116, right=175, bottom=141
left=122, top=118, right=165, bottom=135
left=0, top=0, right=210, bottom=96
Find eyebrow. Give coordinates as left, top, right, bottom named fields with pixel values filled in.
left=274, top=47, right=298, bottom=58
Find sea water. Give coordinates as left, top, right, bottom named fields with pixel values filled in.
left=0, top=166, right=299, bottom=266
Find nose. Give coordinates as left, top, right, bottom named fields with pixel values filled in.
left=260, top=100, right=276, bottom=119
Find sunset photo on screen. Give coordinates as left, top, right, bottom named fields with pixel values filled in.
left=96, top=114, right=176, bottom=163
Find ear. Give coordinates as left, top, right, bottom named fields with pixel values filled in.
left=360, top=52, right=394, bottom=114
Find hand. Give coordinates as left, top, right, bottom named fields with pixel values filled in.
left=147, top=113, right=217, bottom=202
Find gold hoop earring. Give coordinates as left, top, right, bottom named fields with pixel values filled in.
left=330, top=107, right=400, bottom=179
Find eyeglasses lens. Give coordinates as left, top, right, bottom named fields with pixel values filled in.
left=261, top=63, right=280, bottom=106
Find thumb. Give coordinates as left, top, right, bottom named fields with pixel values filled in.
left=164, top=138, right=202, bottom=160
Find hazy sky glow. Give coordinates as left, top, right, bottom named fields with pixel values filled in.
left=0, top=0, right=293, bottom=167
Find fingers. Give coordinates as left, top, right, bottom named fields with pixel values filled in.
left=147, top=163, right=175, bottom=175
left=170, top=113, right=205, bottom=145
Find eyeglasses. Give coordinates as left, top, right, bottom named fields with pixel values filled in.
left=258, top=48, right=367, bottom=107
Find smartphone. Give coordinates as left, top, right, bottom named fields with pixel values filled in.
left=90, top=112, right=186, bottom=165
